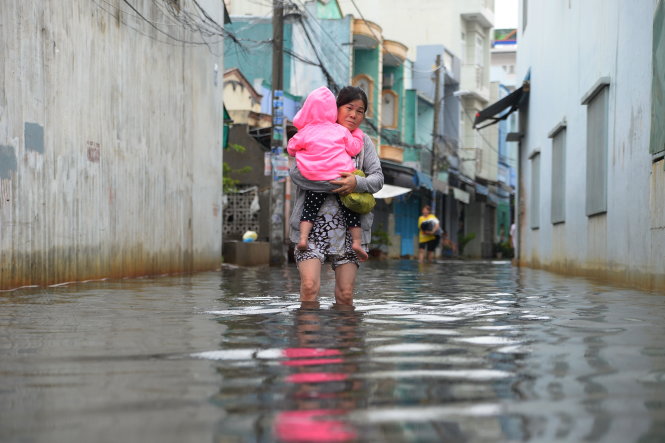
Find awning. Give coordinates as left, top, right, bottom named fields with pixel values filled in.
left=452, top=187, right=470, bottom=204
left=413, top=171, right=433, bottom=191
left=475, top=183, right=489, bottom=196
left=381, top=160, right=418, bottom=189
left=373, top=184, right=412, bottom=199
left=474, top=80, right=530, bottom=130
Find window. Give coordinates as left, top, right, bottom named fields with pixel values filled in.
left=530, top=151, right=540, bottom=229
left=475, top=34, right=484, bottom=67
left=381, top=90, right=398, bottom=128
left=584, top=84, right=609, bottom=216
left=352, top=74, right=374, bottom=117
left=651, top=0, right=665, bottom=155
left=550, top=127, right=566, bottom=224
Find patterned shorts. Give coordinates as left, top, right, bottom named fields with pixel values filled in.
left=294, top=207, right=361, bottom=271
left=294, top=244, right=360, bottom=270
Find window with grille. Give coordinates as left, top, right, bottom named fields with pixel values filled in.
left=381, top=90, right=398, bottom=128
left=223, top=185, right=260, bottom=239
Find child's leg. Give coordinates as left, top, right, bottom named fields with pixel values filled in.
left=339, top=200, right=368, bottom=261
left=298, top=191, right=327, bottom=250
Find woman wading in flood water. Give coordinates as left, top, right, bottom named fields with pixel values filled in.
left=288, top=86, right=384, bottom=306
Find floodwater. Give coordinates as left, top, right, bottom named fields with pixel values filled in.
left=1, top=261, right=665, bottom=443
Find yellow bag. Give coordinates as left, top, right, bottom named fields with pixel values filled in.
left=339, top=170, right=376, bottom=214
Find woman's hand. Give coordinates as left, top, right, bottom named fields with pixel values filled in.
left=330, top=172, right=357, bottom=195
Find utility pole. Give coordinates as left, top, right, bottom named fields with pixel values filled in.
left=431, top=53, right=442, bottom=213
left=269, top=0, right=286, bottom=265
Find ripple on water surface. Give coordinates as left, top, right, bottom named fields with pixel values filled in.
left=3, top=261, right=665, bottom=442
left=197, top=261, right=665, bottom=442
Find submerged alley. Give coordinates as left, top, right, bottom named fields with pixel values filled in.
left=2, top=260, right=664, bottom=442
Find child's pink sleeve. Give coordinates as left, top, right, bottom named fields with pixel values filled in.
left=344, top=127, right=364, bottom=157
left=286, top=132, right=303, bottom=156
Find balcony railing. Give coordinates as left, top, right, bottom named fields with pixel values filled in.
left=461, top=64, right=490, bottom=102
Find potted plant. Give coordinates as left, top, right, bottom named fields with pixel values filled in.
left=458, top=232, right=476, bottom=256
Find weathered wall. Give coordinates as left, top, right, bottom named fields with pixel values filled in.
left=0, top=1, right=224, bottom=289
left=516, top=0, right=665, bottom=291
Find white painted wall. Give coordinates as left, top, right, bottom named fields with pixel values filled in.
left=491, top=49, right=517, bottom=87
left=0, top=1, right=224, bottom=289
left=516, top=0, right=663, bottom=289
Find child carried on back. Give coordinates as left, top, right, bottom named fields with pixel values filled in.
left=287, top=86, right=368, bottom=261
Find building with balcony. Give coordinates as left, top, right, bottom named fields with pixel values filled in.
left=340, top=0, right=497, bottom=257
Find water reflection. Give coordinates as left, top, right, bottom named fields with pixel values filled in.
left=205, top=302, right=367, bottom=441
left=275, top=303, right=365, bottom=442
left=2, top=262, right=665, bottom=442
left=197, top=262, right=665, bottom=442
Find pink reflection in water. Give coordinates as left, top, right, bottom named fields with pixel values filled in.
left=286, top=372, right=349, bottom=383
left=275, top=409, right=356, bottom=442
left=282, top=358, right=344, bottom=367
left=283, top=348, right=342, bottom=358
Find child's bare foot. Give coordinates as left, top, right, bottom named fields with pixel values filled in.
left=296, top=240, right=309, bottom=251
left=353, top=243, right=368, bottom=261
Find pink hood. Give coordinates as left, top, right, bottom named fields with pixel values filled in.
left=292, top=86, right=337, bottom=129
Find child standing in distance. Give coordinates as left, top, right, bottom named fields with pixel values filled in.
left=287, top=86, right=368, bottom=261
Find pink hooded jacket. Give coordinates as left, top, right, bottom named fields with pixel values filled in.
left=287, top=86, right=364, bottom=181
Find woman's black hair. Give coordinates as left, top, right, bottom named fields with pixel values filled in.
left=336, top=86, right=368, bottom=112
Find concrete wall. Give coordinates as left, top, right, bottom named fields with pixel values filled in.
left=0, top=1, right=224, bottom=289
left=517, top=0, right=664, bottom=291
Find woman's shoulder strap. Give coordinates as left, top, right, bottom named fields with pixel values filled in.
left=355, top=134, right=367, bottom=169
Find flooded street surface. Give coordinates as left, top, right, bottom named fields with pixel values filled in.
left=2, top=260, right=665, bottom=442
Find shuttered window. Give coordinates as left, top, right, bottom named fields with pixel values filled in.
left=551, top=128, right=566, bottom=224
left=651, top=0, right=665, bottom=155
left=530, top=151, right=540, bottom=229
left=585, top=85, right=609, bottom=216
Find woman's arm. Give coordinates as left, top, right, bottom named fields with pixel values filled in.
left=330, top=135, right=384, bottom=195
left=289, top=163, right=336, bottom=192
left=353, top=135, right=384, bottom=194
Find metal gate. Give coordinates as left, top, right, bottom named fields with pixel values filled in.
left=223, top=185, right=260, bottom=240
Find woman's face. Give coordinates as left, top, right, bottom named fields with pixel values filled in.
left=337, top=99, right=366, bottom=132
left=422, top=207, right=430, bottom=216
